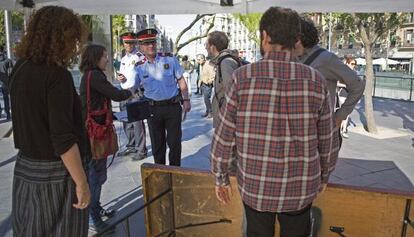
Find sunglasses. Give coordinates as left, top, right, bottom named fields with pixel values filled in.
left=124, top=41, right=135, bottom=45
left=350, top=63, right=356, bottom=65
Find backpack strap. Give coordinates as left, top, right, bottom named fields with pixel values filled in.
left=303, top=48, right=325, bottom=66
left=217, top=54, right=241, bottom=83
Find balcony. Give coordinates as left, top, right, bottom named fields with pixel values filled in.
left=399, top=42, right=414, bottom=50
left=402, top=21, right=414, bottom=27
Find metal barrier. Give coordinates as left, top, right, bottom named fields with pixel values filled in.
left=360, top=74, right=414, bottom=102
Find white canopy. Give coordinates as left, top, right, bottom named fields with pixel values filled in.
left=1, top=0, right=414, bottom=14
left=355, top=57, right=366, bottom=65
left=373, top=58, right=400, bottom=65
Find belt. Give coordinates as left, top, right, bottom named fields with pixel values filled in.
left=148, top=96, right=181, bottom=106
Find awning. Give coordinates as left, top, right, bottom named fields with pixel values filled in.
left=355, top=57, right=366, bottom=65
left=373, top=58, right=401, bottom=65
left=1, top=0, right=414, bottom=14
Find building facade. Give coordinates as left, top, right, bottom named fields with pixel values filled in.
left=308, top=13, right=414, bottom=73
left=193, top=14, right=258, bottom=62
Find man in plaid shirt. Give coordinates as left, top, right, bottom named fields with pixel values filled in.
left=211, top=7, right=339, bottom=237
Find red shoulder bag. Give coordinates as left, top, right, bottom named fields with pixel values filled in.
left=85, top=71, right=119, bottom=159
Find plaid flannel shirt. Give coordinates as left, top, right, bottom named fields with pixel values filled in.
left=211, top=51, right=339, bottom=212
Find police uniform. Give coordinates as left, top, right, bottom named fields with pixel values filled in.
left=134, top=28, right=185, bottom=166
left=118, top=32, right=147, bottom=159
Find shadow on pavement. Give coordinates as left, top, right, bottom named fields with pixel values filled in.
left=0, top=215, right=12, bottom=237
left=331, top=157, right=414, bottom=194
left=181, top=144, right=211, bottom=170
left=353, top=97, right=414, bottom=147
left=181, top=122, right=213, bottom=142
left=102, top=187, right=146, bottom=237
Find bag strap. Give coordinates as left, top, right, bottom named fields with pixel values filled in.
left=303, top=48, right=325, bottom=66
left=8, top=60, right=28, bottom=92
left=217, top=54, right=241, bottom=83
left=86, top=71, right=110, bottom=121
left=213, top=54, right=241, bottom=107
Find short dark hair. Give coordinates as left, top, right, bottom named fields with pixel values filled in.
left=299, top=17, right=319, bottom=48
left=182, top=55, right=188, bottom=61
left=207, top=31, right=229, bottom=52
left=79, top=44, right=106, bottom=73
left=259, top=7, right=301, bottom=49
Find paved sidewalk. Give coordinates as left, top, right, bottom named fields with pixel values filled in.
left=0, top=95, right=413, bottom=237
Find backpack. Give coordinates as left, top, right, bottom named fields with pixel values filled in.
left=216, top=54, right=243, bottom=83
left=214, top=54, right=244, bottom=109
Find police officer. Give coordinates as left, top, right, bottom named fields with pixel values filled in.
left=117, top=32, right=147, bottom=160
left=134, top=28, right=191, bottom=166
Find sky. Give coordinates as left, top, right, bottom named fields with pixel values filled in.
left=155, top=14, right=206, bottom=57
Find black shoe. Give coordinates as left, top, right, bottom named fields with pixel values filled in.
left=117, top=148, right=137, bottom=156
left=6, top=114, right=11, bottom=120
left=201, top=113, right=209, bottom=118
left=100, top=209, right=115, bottom=218
left=194, top=91, right=199, bottom=95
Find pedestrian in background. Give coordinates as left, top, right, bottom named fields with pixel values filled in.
left=10, top=6, right=90, bottom=236
left=135, top=28, right=191, bottom=166
left=211, top=7, right=338, bottom=236
left=79, top=44, right=133, bottom=233
left=196, top=54, right=215, bottom=118
left=181, top=55, right=194, bottom=97
left=205, top=31, right=240, bottom=128
left=0, top=45, right=13, bottom=120
left=338, top=55, right=358, bottom=138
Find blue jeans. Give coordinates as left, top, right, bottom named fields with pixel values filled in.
left=88, top=159, right=107, bottom=222
left=201, top=84, right=213, bottom=114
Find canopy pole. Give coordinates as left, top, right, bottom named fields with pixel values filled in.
left=243, top=0, right=248, bottom=14
left=4, top=10, right=13, bottom=59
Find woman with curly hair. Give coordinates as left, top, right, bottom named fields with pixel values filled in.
left=79, top=44, right=132, bottom=232
left=10, top=6, right=90, bottom=236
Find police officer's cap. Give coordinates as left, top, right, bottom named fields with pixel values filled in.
left=120, top=32, right=137, bottom=43
left=136, top=28, right=158, bottom=43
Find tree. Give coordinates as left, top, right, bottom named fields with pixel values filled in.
left=0, top=11, right=24, bottom=47
left=81, top=15, right=102, bottom=41
left=111, top=15, right=128, bottom=53
left=232, top=13, right=262, bottom=44
left=335, top=13, right=405, bottom=133
left=174, top=14, right=215, bottom=55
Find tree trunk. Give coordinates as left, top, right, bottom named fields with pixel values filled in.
left=363, top=44, right=378, bottom=133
